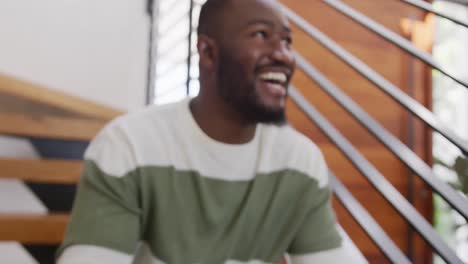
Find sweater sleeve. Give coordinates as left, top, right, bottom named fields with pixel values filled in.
left=287, top=139, right=366, bottom=263
left=289, top=225, right=368, bottom=264
left=56, top=122, right=142, bottom=264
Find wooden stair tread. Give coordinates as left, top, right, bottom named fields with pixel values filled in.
left=0, top=74, right=125, bottom=140
left=0, top=159, right=82, bottom=184
left=0, top=214, right=69, bottom=244
left=0, top=112, right=106, bottom=141
left=0, top=73, right=123, bottom=121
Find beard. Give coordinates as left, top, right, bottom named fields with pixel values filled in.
left=216, top=48, right=286, bottom=125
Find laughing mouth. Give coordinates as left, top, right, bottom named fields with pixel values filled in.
left=259, top=71, right=289, bottom=88
left=258, top=72, right=288, bottom=86
left=258, top=71, right=289, bottom=97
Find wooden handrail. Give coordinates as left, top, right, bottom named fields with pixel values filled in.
left=0, top=112, right=106, bottom=141
left=0, top=73, right=123, bottom=121
left=0, top=159, right=82, bottom=184
left=0, top=214, right=69, bottom=244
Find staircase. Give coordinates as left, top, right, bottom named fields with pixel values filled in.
left=0, top=73, right=122, bottom=263
left=1, top=0, right=467, bottom=263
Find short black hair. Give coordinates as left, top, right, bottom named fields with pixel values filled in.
left=197, top=0, right=231, bottom=37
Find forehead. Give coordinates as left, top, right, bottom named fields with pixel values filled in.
left=223, top=0, right=290, bottom=30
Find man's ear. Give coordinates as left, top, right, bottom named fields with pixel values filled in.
left=198, top=35, right=218, bottom=71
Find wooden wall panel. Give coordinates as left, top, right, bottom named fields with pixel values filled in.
left=282, top=1, right=433, bottom=263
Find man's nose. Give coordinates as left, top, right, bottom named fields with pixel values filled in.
left=271, top=40, right=295, bottom=66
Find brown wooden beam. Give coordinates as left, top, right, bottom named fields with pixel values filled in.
left=0, top=112, right=105, bottom=141
left=0, top=73, right=123, bottom=121
left=0, top=214, right=69, bottom=244
left=0, top=159, right=82, bottom=184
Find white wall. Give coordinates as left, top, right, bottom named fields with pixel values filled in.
left=0, top=0, right=150, bottom=262
left=0, top=0, right=149, bottom=111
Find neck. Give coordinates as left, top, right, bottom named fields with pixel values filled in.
left=190, top=95, right=257, bottom=145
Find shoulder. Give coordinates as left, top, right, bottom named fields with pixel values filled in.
left=84, top=100, right=186, bottom=176
left=260, top=124, right=328, bottom=187
left=94, top=99, right=186, bottom=144
left=261, top=124, right=323, bottom=160
left=109, top=99, right=183, bottom=133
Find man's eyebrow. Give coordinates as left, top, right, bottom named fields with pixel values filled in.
left=244, top=19, right=293, bottom=33
left=245, top=19, right=275, bottom=28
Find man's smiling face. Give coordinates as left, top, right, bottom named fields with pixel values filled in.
left=215, top=0, right=296, bottom=124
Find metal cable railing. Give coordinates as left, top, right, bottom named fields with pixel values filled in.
left=280, top=2, right=468, bottom=262
left=295, top=53, right=468, bottom=222
left=323, top=0, right=468, bottom=90
left=289, top=86, right=464, bottom=264
left=329, top=171, right=411, bottom=264
left=280, top=3, right=468, bottom=156
left=399, top=0, right=468, bottom=28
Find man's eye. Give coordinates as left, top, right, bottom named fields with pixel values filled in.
left=253, top=31, right=268, bottom=39
left=283, top=36, right=292, bottom=46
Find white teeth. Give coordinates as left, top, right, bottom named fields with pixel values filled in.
left=259, top=72, right=287, bottom=83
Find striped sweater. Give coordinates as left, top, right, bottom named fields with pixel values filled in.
left=57, top=98, right=346, bottom=264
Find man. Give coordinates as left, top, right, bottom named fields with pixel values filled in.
left=57, top=0, right=365, bottom=263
